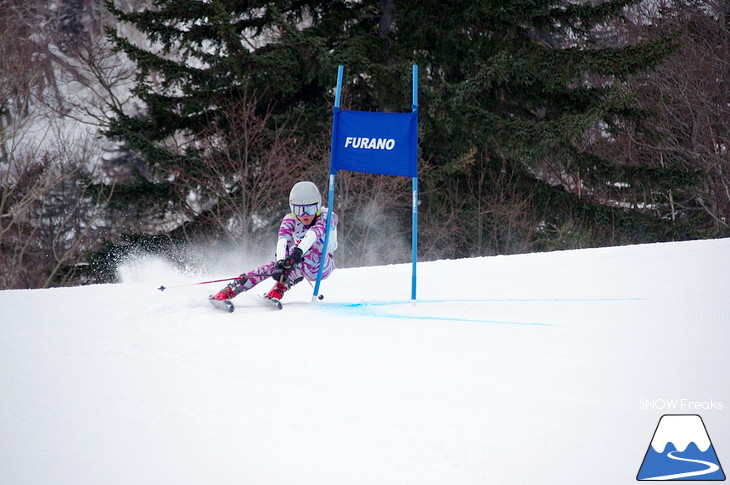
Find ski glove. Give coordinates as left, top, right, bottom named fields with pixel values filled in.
left=272, top=247, right=303, bottom=283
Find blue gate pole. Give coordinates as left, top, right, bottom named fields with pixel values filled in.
left=313, top=65, right=344, bottom=301
left=411, top=177, right=418, bottom=301
left=411, top=65, right=418, bottom=301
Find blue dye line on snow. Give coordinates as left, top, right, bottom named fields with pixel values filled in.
left=358, top=312, right=552, bottom=327
left=321, top=297, right=646, bottom=327
left=330, top=297, right=646, bottom=308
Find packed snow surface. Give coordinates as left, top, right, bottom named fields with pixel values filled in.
left=1, top=239, right=729, bottom=484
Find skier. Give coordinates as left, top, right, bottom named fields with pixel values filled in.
left=210, top=181, right=338, bottom=307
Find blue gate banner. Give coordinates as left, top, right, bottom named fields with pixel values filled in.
left=331, top=109, right=418, bottom=177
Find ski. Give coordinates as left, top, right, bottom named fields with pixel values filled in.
left=209, top=295, right=282, bottom=312
left=209, top=297, right=234, bottom=313
left=259, top=294, right=283, bottom=310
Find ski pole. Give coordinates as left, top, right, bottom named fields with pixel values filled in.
left=157, top=273, right=273, bottom=292
left=158, top=277, right=238, bottom=292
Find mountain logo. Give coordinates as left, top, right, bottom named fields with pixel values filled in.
left=637, top=414, right=725, bottom=481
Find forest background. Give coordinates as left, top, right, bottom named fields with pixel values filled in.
left=1, top=0, right=728, bottom=289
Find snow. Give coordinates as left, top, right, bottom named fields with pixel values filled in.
left=1, top=238, right=729, bottom=485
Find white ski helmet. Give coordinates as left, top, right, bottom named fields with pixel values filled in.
left=289, top=181, right=322, bottom=217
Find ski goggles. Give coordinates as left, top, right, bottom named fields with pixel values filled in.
left=291, top=203, right=320, bottom=217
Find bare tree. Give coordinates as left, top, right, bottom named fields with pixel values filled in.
left=1, top=126, right=115, bottom=289
left=176, top=94, right=327, bottom=250
left=610, top=0, right=730, bottom=231
left=0, top=1, right=119, bottom=289
left=419, top=151, right=543, bottom=260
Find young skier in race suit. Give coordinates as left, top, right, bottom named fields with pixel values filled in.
left=211, top=181, right=338, bottom=302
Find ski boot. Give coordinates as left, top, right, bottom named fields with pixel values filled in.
left=209, top=277, right=247, bottom=312
left=266, top=281, right=288, bottom=301
left=211, top=277, right=247, bottom=300
left=211, top=286, right=236, bottom=301
left=262, top=276, right=303, bottom=309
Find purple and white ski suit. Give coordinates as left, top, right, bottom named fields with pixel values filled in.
left=239, top=208, right=338, bottom=292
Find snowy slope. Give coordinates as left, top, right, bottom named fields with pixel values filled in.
left=1, top=239, right=729, bottom=485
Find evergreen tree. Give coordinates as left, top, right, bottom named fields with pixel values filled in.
left=103, top=0, right=340, bottom=245
left=391, top=0, right=695, bottom=254
left=103, top=0, right=695, bottom=261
